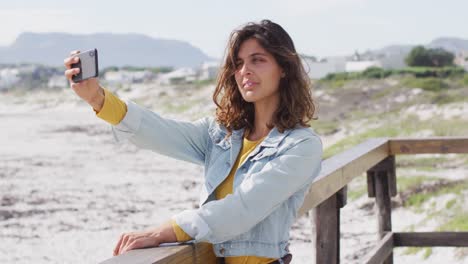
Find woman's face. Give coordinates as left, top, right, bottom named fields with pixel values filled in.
left=234, top=38, right=284, bottom=105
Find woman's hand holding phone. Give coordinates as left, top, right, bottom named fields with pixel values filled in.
left=64, top=50, right=104, bottom=112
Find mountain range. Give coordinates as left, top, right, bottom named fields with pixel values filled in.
left=0, top=32, right=467, bottom=68
left=0, top=32, right=213, bottom=68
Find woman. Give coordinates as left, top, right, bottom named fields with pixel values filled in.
left=64, top=20, right=322, bottom=264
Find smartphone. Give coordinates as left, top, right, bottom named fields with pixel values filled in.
left=71, top=48, right=99, bottom=82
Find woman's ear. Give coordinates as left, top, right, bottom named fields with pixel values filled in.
left=281, top=71, right=286, bottom=78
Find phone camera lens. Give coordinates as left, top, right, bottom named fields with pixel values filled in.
left=89, top=51, right=95, bottom=57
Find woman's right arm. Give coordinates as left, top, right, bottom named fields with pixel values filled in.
left=64, top=51, right=211, bottom=165
left=113, top=100, right=211, bottom=165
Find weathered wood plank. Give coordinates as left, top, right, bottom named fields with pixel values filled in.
left=389, top=137, right=468, bottom=155
left=367, top=156, right=397, bottom=198
left=374, top=171, right=393, bottom=238
left=394, top=232, right=468, bottom=247
left=337, top=186, right=348, bottom=208
left=314, top=194, right=340, bottom=264
left=299, top=138, right=389, bottom=217
left=99, top=242, right=217, bottom=264
left=374, top=170, right=393, bottom=264
left=363, top=232, right=394, bottom=264
left=367, top=172, right=376, bottom=198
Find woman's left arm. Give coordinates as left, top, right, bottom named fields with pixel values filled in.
left=172, top=135, right=323, bottom=243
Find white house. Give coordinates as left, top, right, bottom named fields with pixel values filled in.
left=345, top=60, right=383, bottom=72
left=104, top=70, right=155, bottom=84
left=454, top=51, right=468, bottom=71
left=199, top=61, right=220, bottom=81
left=48, top=75, right=68, bottom=89
left=301, top=56, right=346, bottom=79
left=345, top=51, right=383, bottom=72
left=0, top=68, right=20, bottom=90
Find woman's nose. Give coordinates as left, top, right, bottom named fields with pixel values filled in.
left=239, top=63, right=252, bottom=76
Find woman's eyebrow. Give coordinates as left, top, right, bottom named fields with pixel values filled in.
left=237, top=52, right=268, bottom=61
left=249, top=52, right=267, bottom=57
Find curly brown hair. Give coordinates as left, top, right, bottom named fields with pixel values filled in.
left=213, top=19, right=316, bottom=135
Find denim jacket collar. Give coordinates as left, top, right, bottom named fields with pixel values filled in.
left=260, top=126, right=293, bottom=148
left=208, top=122, right=295, bottom=166
left=209, top=123, right=293, bottom=149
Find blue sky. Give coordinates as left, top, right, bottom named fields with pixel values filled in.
left=1, top=0, right=467, bottom=58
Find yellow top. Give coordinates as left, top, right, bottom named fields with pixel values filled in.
left=95, top=87, right=277, bottom=264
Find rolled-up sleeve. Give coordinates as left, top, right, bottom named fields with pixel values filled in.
left=171, top=135, right=323, bottom=243
left=95, top=87, right=128, bottom=125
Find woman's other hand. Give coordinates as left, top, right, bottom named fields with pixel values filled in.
left=64, top=50, right=104, bottom=112
left=113, top=220, right=178, bottom=256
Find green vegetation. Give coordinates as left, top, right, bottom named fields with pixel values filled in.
left=100, top=66, right=174, bottom=75
left=397, top=155, right=441, bottom=168
left=403, top=247, right=422, bottom=256
left=122, top=66, right=174, bottom=73
left=361, top=67, right=392, bottom=79
left=405, top=46, right=455, bottom=67
left=431, top=93, right=462, bottom=105
left=312, top=120, right=340, bottom=136
left=397, top=175, right=439, bottom=193
left=323, top=114, right=415, bottom=158
left=423, top=248, right=433, bottom=259
left=445, top=198, right=457, bottom=209
left=403, top=247, right=432, bottom=259
left=323, top=114, right=468, bottom=159
left=404, top=180, right=468, bottom=209
left=321, top=66, right=465, bottom=84
left=432, top=119, right=468, bottom=136
left=396, top=155, right=459, bottom=171
left=401, top=77, right=448, bottom=92
left=193, top=78, right=216, bottom=88
left=348, top=185, right=368, bottom=201
left=323, top=78, right=347, bottom=89
left=319, top=67, right=466, bottom=93
left=462, top=74, right=468, bottom=86
left=438, top=213, right=468, bottom=231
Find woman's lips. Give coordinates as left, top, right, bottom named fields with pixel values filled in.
left=243, top=81, right=258, bottom=89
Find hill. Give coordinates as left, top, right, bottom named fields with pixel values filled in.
left=0, top=32, right=213, bottom=68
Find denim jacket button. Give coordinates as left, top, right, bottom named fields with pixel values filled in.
left=219, top=247, right=225, bottom=254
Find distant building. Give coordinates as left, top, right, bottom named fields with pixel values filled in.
left=104, top=70, right=155, bottom=84
left=198, top=61, right=220, bottom=81
left=301, top=56, right=346, bottom=79
left=345, top=51, right=383, bottom=72
left=345, top=60, right=383, bottom=72
left=0, top=68, right=20, bottom=90
left=157, top=67, right=197, bottom=85
left=454, top=51, right=468, bottom=71
left=48, top=75, right=68, bottom=89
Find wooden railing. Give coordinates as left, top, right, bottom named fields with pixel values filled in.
left=100, top=137, right=468, bottom=264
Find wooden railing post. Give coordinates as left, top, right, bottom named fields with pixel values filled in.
left=312, top=186, right=347, bottom=264
left=367, top=155, right=396, bottom=264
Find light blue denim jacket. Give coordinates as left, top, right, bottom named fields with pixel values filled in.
left=111, top=100, right=323, bottom=259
